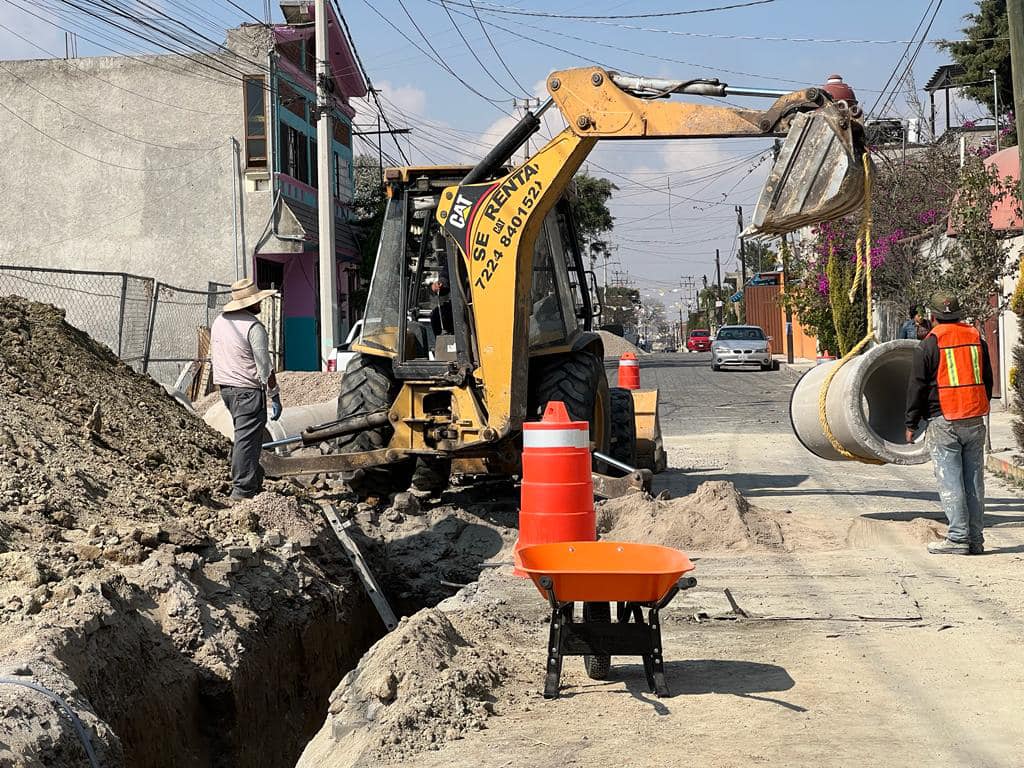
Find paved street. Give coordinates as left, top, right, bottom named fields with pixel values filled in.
left=421, top=353, right=1024, bottom=768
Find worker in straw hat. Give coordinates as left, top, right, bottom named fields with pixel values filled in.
left=905, top=291, right=992, bottom=555
left=211, top=278, right=282, bottom=501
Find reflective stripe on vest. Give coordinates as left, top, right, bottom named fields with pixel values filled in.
left=927, top=323, right=989, bottom=420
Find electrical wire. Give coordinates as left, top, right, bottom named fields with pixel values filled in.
left=435, top=0, right=776, bottom=20
left=868, top=0, right=942, bottom=118
left=0, top=95, right=220, bottom=171
left=0, top=61, right=214, bottom=151
left=437, top=0, right=522, bottom=99
left=467, top=0, right=532, bottom=97
left=391, top=0, right=510, bottom=109
left=873, top=0, right=944, bottom=118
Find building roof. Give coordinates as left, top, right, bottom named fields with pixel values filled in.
left=278, top=197, right=359, bottom=254
left=924, top=63, right=967, bottom=92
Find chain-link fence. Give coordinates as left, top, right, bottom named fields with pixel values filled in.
left=0, top=265, right=154, bottom=368
left=1, top=265, right=282, bottom=391
left=143, top=281, right=282, bottom=389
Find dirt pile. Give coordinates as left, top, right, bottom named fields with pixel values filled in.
left=298, top=608, right=511, bottom=767
left=597, top=481, right=787, bottom=552
left=0, top=298, right=377, bottom=767
left=194, top=370, right=344, bottom=414
left=597, top=330, right=645, bottom=359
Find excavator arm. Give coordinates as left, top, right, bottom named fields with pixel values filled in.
left=435, top=66, right=869, bottom=439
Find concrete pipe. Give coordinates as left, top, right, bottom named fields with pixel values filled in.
left=790, top=340, right=930, bottom=465
left=202, top=399, right=337, bottom=454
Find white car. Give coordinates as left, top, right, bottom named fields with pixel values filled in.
left=327, top=319, right=363, bottom=373
left=711, top=325, right=776, bottom=371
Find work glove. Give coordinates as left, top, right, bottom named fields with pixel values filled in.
left=270, top=394, right=282, bottom=421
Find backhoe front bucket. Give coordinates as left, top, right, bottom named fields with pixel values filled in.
left=631, top=389, right=667, bottom=473
left=751, top=103, right=871, bottom=235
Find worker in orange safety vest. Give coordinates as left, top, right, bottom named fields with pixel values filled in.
left=905, top=291, right=993, bottom=556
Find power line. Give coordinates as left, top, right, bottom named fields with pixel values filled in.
left=0, top=19, right=232, bottom=115
left=874, top=0, right=944, bottom=118
left=466, top=0, right=532, bottom=97
left=436, top=0, right=777, bottom=20
left=0, top=60, right=214, bottom=151
left=391, top=0, right=510, bottom=108
left=437, top=0, right=521, bottom=99
left=868, top=0, right=941, bottom=118
left=0, top=95, right=220, bottom=171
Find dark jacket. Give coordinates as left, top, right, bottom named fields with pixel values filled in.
left=904, top=322, right=993, bottom=429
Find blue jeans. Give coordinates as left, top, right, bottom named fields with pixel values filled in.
left=926, top=415, right=986, bottom=545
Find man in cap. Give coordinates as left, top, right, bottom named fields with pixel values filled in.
left=211, top=278, right=282, bottom=500
left=905, top=291, right=993, bottom=555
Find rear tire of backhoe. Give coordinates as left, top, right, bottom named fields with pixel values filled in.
left=528, top=349, right=610, bottom=457
left=608, top=388, right=638, bottom=467
left=335, top=354, right=413, bottom=500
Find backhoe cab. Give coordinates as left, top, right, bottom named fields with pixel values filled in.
left=260, top=67, right=869, bottom=500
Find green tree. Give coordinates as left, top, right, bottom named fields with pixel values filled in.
left=349, top=154, right=387, bottom=313
left=603, top=285, right=640, bottom=331
left=938, top=0, right=1012, bottom=118
left=570, top=171, right=617, bottom=249
left=743, top=241, right=779, bottom=276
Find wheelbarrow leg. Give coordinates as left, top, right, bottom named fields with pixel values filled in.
left=648, top=607, right=669, bottom=698
left=544, top=602, right=573, bottom=699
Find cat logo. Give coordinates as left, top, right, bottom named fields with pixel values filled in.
left=447, top=193, right=473, bottom=230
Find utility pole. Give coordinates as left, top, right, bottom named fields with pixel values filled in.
left=736, top=205, right=746, bottom=323
left=781, top=237, right=795, bottom=364
left=714, top=248, right=723, bottom=328
left=1008, top=0, right=1024, bottom=203
left=991, top=68, right=1001, bottom=152
left=314, top=0, right=338, bottom=369
left=513, top=97, right=541, bottom=162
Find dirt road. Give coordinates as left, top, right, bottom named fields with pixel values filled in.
left=397, top=354, right=1024, bottom=768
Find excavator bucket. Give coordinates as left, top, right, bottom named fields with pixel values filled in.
left=631, top=389, right=667, bottom=473
left=751, top=103, right=871, bottom=235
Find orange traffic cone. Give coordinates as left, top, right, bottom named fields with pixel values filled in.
left=514, top=401, right=596, bottom=577
left=618, top=352, right=640, bottom=389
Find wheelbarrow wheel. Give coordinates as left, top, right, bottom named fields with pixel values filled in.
left=582, top=601, right=612, bottom=680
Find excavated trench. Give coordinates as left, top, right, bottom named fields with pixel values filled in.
left=39, top=488, right=512, bottom=768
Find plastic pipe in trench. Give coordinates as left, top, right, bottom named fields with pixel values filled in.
left=790, top=339, right=930, bottom=465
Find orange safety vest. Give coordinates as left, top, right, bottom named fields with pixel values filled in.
left=927, top=322, right=989, bottom=420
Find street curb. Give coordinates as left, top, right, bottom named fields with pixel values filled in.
left=987, top=453, right=1024, bottom=485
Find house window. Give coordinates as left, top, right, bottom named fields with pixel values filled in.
left=279, top=79, right=306, bottom=121
left=244, top=76, right=267, bottom=168
left=311, top=138, right=318, bottom=184
left=333, top=120, right=351, bottom=148
left=304, top=38, right=316, bottom=79
left=282, top=125, right=309, bottom=184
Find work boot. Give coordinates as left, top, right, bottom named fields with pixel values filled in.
left=927, top=539, right=969, bottom=555
left=969, top=542, right=985, bottom=555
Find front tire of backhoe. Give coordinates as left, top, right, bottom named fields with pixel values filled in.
left=528, top=350, right=611, bottom=456
left=608, top=387, right=638, bottom=467
left=335, top=354, right=413, bottom=500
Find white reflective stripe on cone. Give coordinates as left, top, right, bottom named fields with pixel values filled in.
left=618, top=360, right=640, bottom=366
left=523, top=427, right=590, bottom=449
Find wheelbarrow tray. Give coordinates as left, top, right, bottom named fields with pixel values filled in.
left=518, top=541, right=695, bottom=604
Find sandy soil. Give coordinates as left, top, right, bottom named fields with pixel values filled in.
left=298, top=409, right=1024, bottom=768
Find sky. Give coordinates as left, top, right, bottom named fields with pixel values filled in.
left=0, top=0, right=992, bottom=310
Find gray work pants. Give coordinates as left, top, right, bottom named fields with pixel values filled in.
left=926, top=415, right=987, bottom=546
left=220, top=386, right=266, bottom=498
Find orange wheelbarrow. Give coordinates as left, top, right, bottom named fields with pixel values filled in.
left=517, top=541, right=697, bottom=699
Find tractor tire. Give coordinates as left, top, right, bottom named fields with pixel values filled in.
left=582, top=601, right=612, bottom=680
left=608, top=387, right=638, bottom=467
left=528, top=349, right=611, bottom=455
left=335, top=354, right=413, bottom=500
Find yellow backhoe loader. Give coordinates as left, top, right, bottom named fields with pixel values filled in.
left=260, top=66, right=870, bottom=499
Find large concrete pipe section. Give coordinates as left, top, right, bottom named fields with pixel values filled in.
left=790, top=340, right=930, bottom=465
left=203, top=399, right=337, bottom=454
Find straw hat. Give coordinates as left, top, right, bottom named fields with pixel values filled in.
left=223, top=278, right=277, bottom=313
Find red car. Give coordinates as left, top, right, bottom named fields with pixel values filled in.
left=686, top=329, right=712, bottom=352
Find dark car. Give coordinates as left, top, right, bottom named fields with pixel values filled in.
left=686, top=329, right=711, bottom=352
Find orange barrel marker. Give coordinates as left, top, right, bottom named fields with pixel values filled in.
left=618, top=351, right=640, bottom=389
left=514, top=401, right=596, bottom=577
